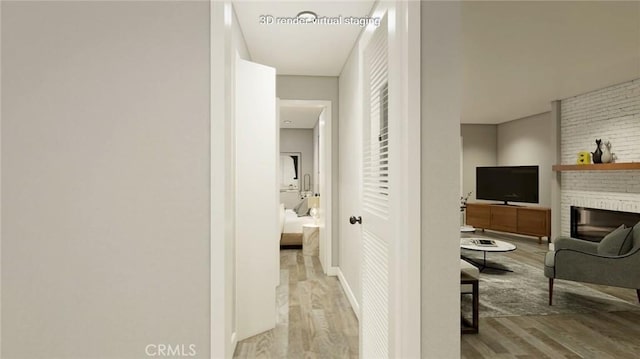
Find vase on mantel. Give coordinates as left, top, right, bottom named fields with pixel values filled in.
left=592, top=139, right=603, bottom=164
left=601, top=141, right=613, bottom=163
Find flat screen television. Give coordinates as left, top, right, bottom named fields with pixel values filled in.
left=476, top=166, right=539, bottom=204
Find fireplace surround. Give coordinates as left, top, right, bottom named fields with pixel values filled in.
left=570, top=206, right=640, bottom=242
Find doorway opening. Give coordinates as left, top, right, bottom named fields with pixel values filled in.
left=278, top=99, right=333, bottom=272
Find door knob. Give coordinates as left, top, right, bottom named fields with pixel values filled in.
left=349, top=216, right=362, bottom=225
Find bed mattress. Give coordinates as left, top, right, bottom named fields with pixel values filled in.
left=283, top=209, right=315, bottom=233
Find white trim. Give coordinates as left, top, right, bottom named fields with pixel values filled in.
left=391, top=2, right=422, bottom=358
left=326, top=266, right=339, bottom=277
left=278, top=99, right=333, bottom=275
left=0, top=2, right=3, bottom=354
left=276, top=98, right=281, bottom=287
left=337, top=269, right=360, bottom=320
left=211, top=1, right=236, bottom=358
left=211, top=1, right=225, bottom=357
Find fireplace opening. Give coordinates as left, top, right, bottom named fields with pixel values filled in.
left=571, top=206, right=640, bottom=242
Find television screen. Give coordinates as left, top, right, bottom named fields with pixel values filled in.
left=476, top=166, right=539, bottom=204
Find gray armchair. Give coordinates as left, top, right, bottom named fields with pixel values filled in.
left=544, top=222, right=640, bottom=305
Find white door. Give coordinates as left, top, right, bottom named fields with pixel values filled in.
left=235, top=57, right=278, bottom=341
left=360, top=14, right=391, bottom=358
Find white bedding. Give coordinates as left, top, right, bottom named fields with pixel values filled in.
left=283, top=209, right=315, bottom=233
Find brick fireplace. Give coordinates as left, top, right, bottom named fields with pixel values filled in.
left=559, top=79, right=640, bottom=237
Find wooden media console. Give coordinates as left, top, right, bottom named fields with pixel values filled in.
left=465, top=203, right=551, bottom=243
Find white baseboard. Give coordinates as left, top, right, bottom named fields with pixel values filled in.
left=326, top=266, right=339, bottom=276
left=336, top=268, right=360, bottom=320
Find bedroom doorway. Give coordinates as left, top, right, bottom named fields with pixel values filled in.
left=278, top=99, right=333, bottom=273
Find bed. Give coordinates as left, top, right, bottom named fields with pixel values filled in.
left=280, top=205, right=315, bottom=246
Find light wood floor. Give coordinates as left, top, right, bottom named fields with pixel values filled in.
left=234, top=234, right=639, bottom=358
left=233, top=249, right=358, bottom=359
left=461, top=231, right=640, bottom=359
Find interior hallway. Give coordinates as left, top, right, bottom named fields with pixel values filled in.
left=234, top=249, right=358, bottom=358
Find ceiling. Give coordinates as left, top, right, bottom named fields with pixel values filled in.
left=233, top=1, right=640, bottom=124
left=233, top=0, right=375, bottom=76
left=461, top=1, right=640, bottom=124
left=280, top=105, right=324, bottom=129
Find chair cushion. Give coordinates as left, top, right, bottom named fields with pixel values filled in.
left=460, top=259, right=480, bottom=294
left=460, top=259, right=479, bottom=279
left=597, top=224, right=633, bottom=256
left=460, top=259, right=479, bottom=293
left=544, top=251, right=555, bottom=267
left=617, top=221, right=639, bottom=255
left=544, top=251, right=556, bottom=278
left=631, top=221, right=640, bottom=250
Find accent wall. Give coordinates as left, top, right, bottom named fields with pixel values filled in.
left=559, top=79, right=640, bottom=236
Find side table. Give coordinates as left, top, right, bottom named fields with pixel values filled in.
left=302, top=224, right=319, bottom=257
left=461, top=272, right=479, bottom=334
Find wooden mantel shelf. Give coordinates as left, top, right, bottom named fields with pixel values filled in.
left=552, top=162, right=640, bottom=171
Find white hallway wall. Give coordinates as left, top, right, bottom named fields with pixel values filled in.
left=2, top=2, right=210, bottom=358
left=421, top=2, right=463, bottom=356
left=276, top=75, right=339, bottom=266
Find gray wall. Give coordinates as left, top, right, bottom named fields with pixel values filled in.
left=2, top=2, right=210, bottom=358
left=276, top=75, right=339, bottom=266
left=280, top=129, right=315, bottom=192
left=461, top=113, right=552, bottom=207
left=460, top=124, right=497, bottom=202
left=497, top=112, right=552, bottom=206
left=421, top=1, right=462, bottom=356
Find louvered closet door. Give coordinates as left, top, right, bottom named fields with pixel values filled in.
left=361, top=14, right=390, bottom=359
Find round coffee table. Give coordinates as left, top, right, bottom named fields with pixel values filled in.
left=460, top=237, right=516, bottom=272
left=460, top=225, right=476, bottom=233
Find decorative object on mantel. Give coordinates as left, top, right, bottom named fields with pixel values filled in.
left=576, top=151, right=591, bottom=165
left=591, top=139, right=603, bottom=164
left=601, top=141, right=614, bottom=163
